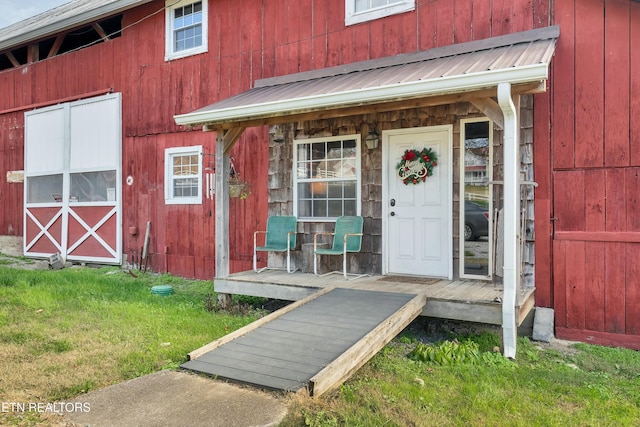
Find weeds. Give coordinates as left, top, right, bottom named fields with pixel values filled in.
left=409, top=339, right=481, bottom=365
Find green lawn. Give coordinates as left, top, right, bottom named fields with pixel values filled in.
left=281, top=332, right=640, bottom=427
left=0, top=265, right=261, bottom=426
left=1, top=264, right=639, bottom=426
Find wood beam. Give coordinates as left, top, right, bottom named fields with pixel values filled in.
left=92, top=23, right=109, bottom=41
left=48, top=34, right=65, bottom=58
left=307, top=294, right=425, bottom=397
left=222, top=127, right=246, bottom=154
left=469, top=97, right=504, bottom=129
left=27, top=44, right=39, bottom=63
left=215, top=132, right=230, bottom=282
left=5, top=51, right=20, bottom=68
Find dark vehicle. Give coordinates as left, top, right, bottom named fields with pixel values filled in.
left=464, top=201, right=489, bottom=241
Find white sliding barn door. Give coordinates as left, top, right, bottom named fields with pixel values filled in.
left=24, top=93, right=122, bottom=264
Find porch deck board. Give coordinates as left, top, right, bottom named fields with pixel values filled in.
left=182, top=288, right=421, bottom=394
left=213, top=270, right=534, bottom=326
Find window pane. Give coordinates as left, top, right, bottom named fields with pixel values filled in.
left=312, top=182, right=327, bottom=198
left=355, top=0, right=369, bottom=12
left=174, top=178, right=198, bottom=197
left=311, top=142, right=326, bottom=160
left=70, top=170, right=117, bottom=202
left=297, top=160, right=312, bottom=179
left=327, top=183, right=343, bottom=198
left=173, top=2, right=203, bottom=52
left=27, top=174, right=63, bottom=203
left=313, top=201, right=327, bottom=217
left=344, top=182, right=356, bottom=198
left=328, top=200, right=343, bottom=217
left=344, top=200, right=357, bottom=216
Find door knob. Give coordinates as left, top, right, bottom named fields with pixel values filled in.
left=390, top=211, right=396, bottom=216
left=390, top=199, right=396, bottom=207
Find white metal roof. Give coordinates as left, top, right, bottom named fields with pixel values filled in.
left=175, top=26, right=559, bottom=128
left=0, top=0, right=153, bottom=52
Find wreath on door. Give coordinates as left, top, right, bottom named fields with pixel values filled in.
left=397, top=147, right=438, bottom=185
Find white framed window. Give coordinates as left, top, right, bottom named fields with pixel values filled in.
left=165, top=0, right=208, bottom=61
left=165, top=146, right=203, bottom=204
left=293, top=135, right=361, bottom=221
left=459, top=118, right=492, bottom=280
left=345, top=0, right=415, bottom=26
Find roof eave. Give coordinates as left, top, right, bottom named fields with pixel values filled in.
left=174, top=63, right=550, bottom=128
left=0, top=0, right=153, bottom=52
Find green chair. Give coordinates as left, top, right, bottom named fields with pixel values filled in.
left=313, top=216, right=367, bottom=279
left=253, top=216, right=298, bottom=273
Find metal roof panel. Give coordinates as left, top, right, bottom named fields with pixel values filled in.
left=175, top=26, right=559, bottom=127
left=0, top=0, right=153, bottom=51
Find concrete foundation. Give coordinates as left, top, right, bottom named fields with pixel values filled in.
left=0, top=235, right=22, bottom=257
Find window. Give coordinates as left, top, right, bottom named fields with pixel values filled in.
left=345, top=0, right=415, bottom=25
left=294, top=136, right=361, bottom=221
left=459, top=119, right=492, bottom=280
left=165, top=0, right=208, bottom=61
left=165, top=146, right=203, bottom=204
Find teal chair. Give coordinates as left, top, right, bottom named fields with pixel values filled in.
left=253, top=216, right=298, bottom=273
left=313, top=216, right=367, bottom=279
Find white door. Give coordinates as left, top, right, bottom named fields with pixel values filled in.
left=383, top=126, right=452, bottom=278
left=24, top=93, right=122, bottom=264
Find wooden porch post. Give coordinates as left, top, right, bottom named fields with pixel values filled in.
left=215, top=131, right=231, bottom=306
left=498, top=82, right=520, bottom=359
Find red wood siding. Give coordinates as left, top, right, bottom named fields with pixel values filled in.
left=548, top=0, right=640, bottom=348
left=1, top=0, right=547, bottom=280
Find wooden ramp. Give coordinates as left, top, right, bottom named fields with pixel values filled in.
left=181, top=287, right=424, bottom=396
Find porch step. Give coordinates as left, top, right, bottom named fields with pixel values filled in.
left=181, top=287, right=424, bottom=396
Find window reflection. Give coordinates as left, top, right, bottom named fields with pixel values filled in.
left=461, top=120, right=491, bottom=278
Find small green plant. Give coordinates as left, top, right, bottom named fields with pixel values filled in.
left=302, top=409, right=339, bottom=427
left=409, top=339, right=480, bottom=365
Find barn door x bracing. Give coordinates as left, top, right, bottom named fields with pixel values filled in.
left=24, top=93, right=122, bottom=264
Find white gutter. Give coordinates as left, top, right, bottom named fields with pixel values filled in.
left=497, top=82, right=519, bottom=359
left=174, top=63, right=549, bottom=126
left=0, top=0, right=154, bottom=52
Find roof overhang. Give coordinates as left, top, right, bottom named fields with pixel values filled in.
left=175, top=25, right=559, bottom=130
left=0, top=0, right=154, bottom=52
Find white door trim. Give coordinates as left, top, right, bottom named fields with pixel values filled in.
left=381, top=125, right=453, bottom=279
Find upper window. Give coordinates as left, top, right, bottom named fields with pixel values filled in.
left=345, top=0, right=415, bottom=26
left=165, top=146, right=203, bottom=204
left=294, top=136, right=361, bottom=221
left=165, top=0, right=208, bottom=61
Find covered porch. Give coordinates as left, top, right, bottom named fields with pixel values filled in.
left=174, top=26, right=559, bottom=357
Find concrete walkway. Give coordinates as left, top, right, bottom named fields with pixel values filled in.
left=64, top=370, right=288, bottom=427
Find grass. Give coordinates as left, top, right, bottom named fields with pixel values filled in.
left=0, top=266, right=263, bottom=426
left=280, top=330, right=640, bottom=427
left=1, top=265, right=639, bottom=426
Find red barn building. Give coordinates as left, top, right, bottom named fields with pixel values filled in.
left=0, top=0, right=639, bottom=352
